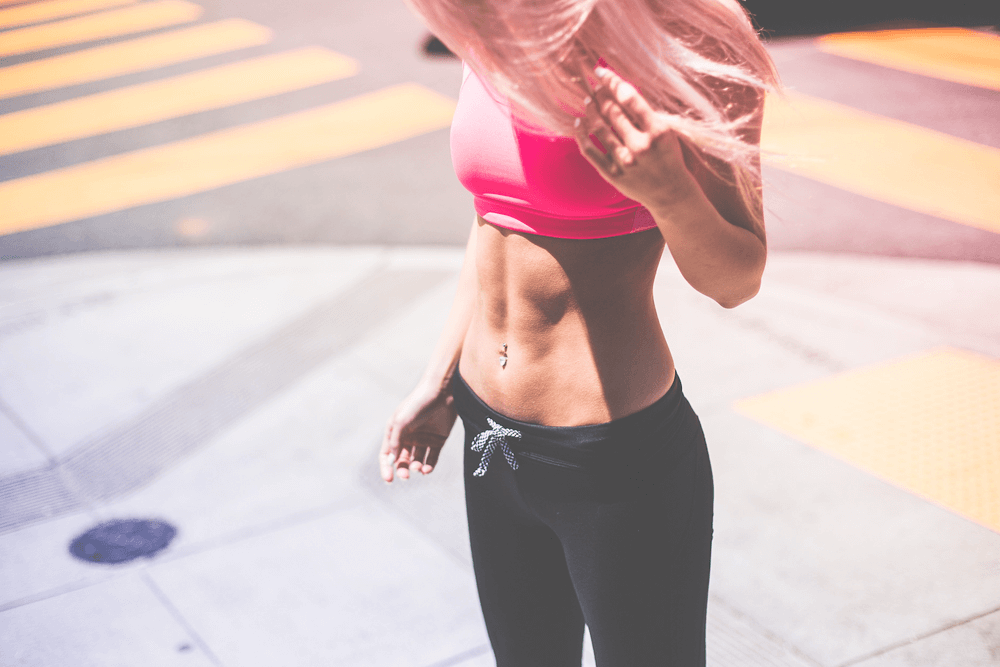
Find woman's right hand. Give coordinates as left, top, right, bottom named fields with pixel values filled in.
left=380, top=379, right=458, bottom=482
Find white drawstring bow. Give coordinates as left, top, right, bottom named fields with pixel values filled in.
left=471, top=417, right=522, bottom=477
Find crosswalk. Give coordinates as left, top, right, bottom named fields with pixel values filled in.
left=0, top=85, right=458, bottom=234
left=0, top=19, right=272, bottom=99
left=0, top=0, right=136, bottom=31
left=0, top=0, right=456, bottom=236
left=762, top=26, right=1000, bottom=234
left=0, top=47, right=359, bottom=157
left=762, top=90, right=1000, bottom=234
left=0, top=0, right=202, bottom=57
left=817, top=26, right=1000, bottom=91
left=0, top=5, right=996, bottom=239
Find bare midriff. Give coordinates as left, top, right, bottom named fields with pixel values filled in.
left=458, top=215, right=676, bottom=427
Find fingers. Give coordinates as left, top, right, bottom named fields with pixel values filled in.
left=424, top=446, right=441, bottom=473
left=380, top=421, right=422, bottom=482
left=380, top=421, right=398, bottom=482
left=594, top=66, right=656, bottom=134
left=412, top=446, right=434, bottom=475
left=598, top=127, right=634, bottom=171
left=395, top=447, right=412, bottom=479
left=380, top=426, right=443, bottom=481
left=592, top=90, right=646, bottom=156
left=406, top=445, right=428, bottom=476
left=575, top=96, right=629, bottom=178
left=389, top=445, right=441, bottom=479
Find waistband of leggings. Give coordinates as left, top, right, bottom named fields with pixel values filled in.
left=450, top=367, right=686, bottom=447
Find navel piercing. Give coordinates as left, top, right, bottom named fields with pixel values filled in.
left=499, top=343, right=508, bottom=369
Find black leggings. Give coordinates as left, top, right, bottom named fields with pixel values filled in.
left=452, top=370, right=713, bottom=667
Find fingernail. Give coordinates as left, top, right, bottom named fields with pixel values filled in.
left=594, top=66, right=609, bottom=77
left=574, top=117, right=581, bottom=128
left=583, top=95, right=591, bottom=105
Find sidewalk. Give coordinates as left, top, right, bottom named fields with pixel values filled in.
left=0, top=245, right=998, bottom=667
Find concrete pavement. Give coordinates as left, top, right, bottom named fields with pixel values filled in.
left=1, top=245, right=998, bottom=666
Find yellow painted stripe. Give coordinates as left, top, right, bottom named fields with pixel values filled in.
left=818, top=27, right=1000, bottom=92
left=0, top=48, right=359, bottom=156
left=735, top=348, right=1000, bottom=533
left=0, top=19, right=271, bottom=100
left=0, top=84, right=456, bottom=235
left=0, top=0, right=201, bottom=58
left=0, top=0, right=135, bottom=30
left=762, top=91, right=1000, bottom=234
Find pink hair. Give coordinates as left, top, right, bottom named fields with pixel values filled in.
left=403, top=0, right=780, bottom=225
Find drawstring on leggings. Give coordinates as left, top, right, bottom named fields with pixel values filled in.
left=472, top=418, right=521, bottom=477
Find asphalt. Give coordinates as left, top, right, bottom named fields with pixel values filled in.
left=1, top=1, right=999, bottom=666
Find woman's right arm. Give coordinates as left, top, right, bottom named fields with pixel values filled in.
left=379, top=217, right=479, bottom=482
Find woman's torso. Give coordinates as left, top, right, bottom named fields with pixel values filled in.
left=452, top=64, right=675, bottom=426
left=458, top=220, right=675, bottom=427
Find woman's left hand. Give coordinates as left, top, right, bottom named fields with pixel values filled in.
left=573, top=67, right=699, bottom=212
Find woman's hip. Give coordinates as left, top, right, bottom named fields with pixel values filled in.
left=452, top=367, right=709, bottom=504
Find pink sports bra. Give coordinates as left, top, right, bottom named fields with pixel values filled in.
left=450, top=63, right=657, bottom=239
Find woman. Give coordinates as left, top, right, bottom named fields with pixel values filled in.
left=380, top=1, right=778, bottom=664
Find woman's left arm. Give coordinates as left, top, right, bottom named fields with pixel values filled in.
left=574, top=67, right=766, bottom=309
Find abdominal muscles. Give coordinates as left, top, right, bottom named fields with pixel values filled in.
left=458, top=218, right=676, bottom=426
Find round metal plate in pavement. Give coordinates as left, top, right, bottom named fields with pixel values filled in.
left=69, top=519, right=177, bottom=564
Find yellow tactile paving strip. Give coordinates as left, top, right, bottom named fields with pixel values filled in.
left=735, top=348, right=1000, bottom=533
left=0, top=47, right=358, bottom=156
left=762, top=91, right=1000, bottom=234
left=0, top=84, right=457, bottom=235
left=0, top=19, right=271, bottom=100
left=0, top=0, right=202, bottom=58
left=818, top=27, right=1000, bottom=92
left=0, top=0, right=135, bottom=30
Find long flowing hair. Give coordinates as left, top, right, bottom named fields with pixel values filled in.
left=404, top=0, right=780, bottom=225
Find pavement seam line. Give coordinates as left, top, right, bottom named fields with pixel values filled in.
left=155, top=496, right=365, bottom=566
left=0, top=498, right=365, bottom=614
left=142, top=571, right=224, bottom=666
left=358, top=464, right=475, bottom=573
left=707, top=594, right=824, bottom=667
left=420, top=643, right=492, bottom=667
left=0, top=266, right=451, bottom=534
left=833, top=602, right=1000, bottom=667
left=0, top=575, right=105, bottom=614
left=0, top=395, right=57, bottom=463
left=716, top=308, right=846, bottom=373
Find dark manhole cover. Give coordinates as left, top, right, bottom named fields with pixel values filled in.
left=69, top=519, right=177, bottom=564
